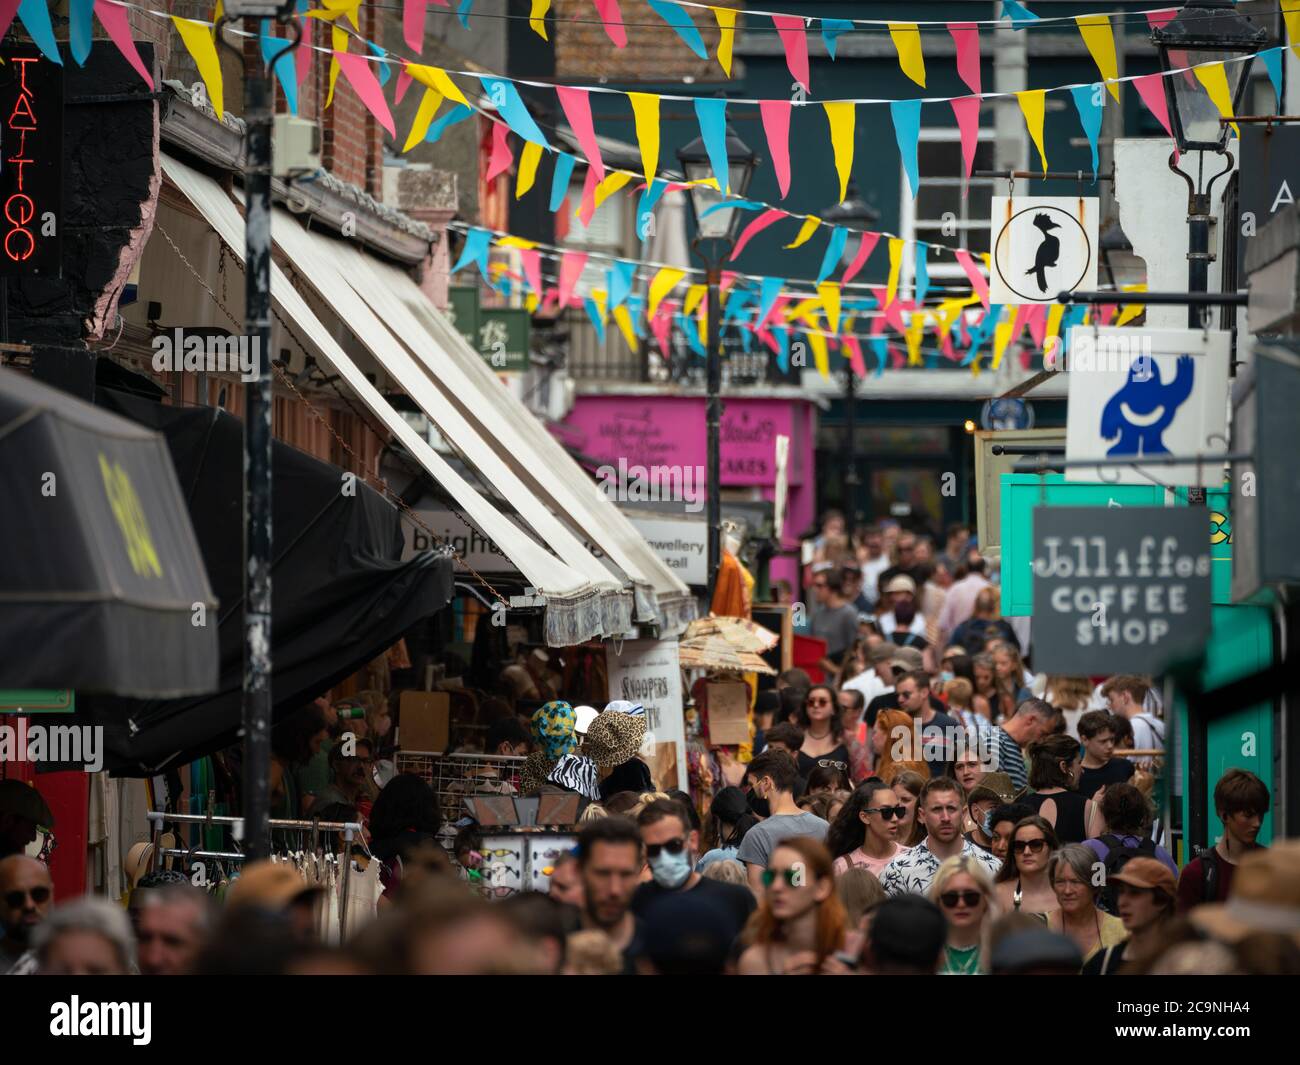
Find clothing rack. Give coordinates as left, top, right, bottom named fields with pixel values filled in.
left=146, top=810, right=365, bottom=938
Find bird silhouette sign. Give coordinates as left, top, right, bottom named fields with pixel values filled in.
left=989, top=197, right=1097, bottom=305
left=1065, top=327, right=1230, bottom=487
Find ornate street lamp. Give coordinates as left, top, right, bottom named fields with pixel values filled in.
left=678, top=125, right=759, bottom=599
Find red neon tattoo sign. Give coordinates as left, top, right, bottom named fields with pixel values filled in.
left=5, top=57, right=40, bottom=263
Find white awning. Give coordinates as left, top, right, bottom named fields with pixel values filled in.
left=161, top=153, right=628, bottom=646
left=316, top=238, right=698, bottom=638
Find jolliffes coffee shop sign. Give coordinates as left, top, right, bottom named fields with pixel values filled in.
left=0, top=52, right=62, bottom=276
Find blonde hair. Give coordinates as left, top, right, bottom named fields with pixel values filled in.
left=835, top=866, right=885, bottom=925
left=578, top=803, right=609, bottom=822
left=701, top=859, right=747, bottom=886
left=563, top=930, right=622, bottom=975
left=628, top=791, right=671, bottom=820
left=929, top=855, right=999, bottom=972
left=944, top=678, right=973, bottom=709
left=1045, top=676, right=1092, bottom=711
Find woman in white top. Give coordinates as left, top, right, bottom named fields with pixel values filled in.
left=826, top=780, right=910, bottom=878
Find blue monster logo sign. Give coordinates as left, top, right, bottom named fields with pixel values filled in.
left=1100, top=355, right=1194, bottom=456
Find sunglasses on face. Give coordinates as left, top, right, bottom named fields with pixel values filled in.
left=645, top=838, right=687, bottom=859
left=760, top=868, right=803, bottom=888
left=4, top=887, right=50, bottom=908
left=1013, top=838, right=1048, bottom=855
left=865, top=805, right=908, bottom=820
left=808, top=697, right=832, bottom=707
left=939, top=890, right=983, bottom=909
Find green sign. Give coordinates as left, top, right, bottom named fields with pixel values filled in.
left=447, top=286, right=530, bottom=373
left=0, top=690, right=75, bottom=714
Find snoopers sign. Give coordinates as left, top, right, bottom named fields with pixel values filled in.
left=1030, top=507, right=1210, bottom=675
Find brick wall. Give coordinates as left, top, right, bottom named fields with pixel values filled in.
left=320, top=4, right=386, bottom=196
left=553, top=0, right=741, bottom=82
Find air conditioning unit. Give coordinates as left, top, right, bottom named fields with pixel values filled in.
left=273, top=115, right=320, bottom=175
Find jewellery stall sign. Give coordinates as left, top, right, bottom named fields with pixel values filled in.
left=990, top=197, right=1097, bottom=305
left=605, top=638, right=686, bottom=791
left=1065, top=328, right=1230, bottom=486
left=0, top=51, right=62, bottom=276
left=1030, top=507, right=1211, bottom=675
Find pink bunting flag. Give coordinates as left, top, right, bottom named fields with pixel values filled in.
left=519, top=248, right=543, bottom=296
left=591, top=0, right=627, bottom=48
left=651, top=299, right=676, bottom=358
left=939, top=327, right=956, bottom=360
left=890, top=345, right=905, bottom=369
left=486, top=121, right=513, bottom=182
left=95, top=0, right=155, bottom=89
left=1024, top=303, right=1048, bottom=348
left=394, top=69, right=414, bottom=105
left=758, top=100, right=792, bottom=199
left=954, top=249, right=990, bottom=309
left=1097, top=304, right=1117, bottom=327
left=948, top=23, right=981, bottom=96
left=298, top=15, right=314, bottom=89
left=869, top=286, right=889, bottom=311
left=0, top=0, right=18, bottom=40
left=335, top=51, right=396, bottom=138
left=720, top=270, right=740, bottom=290
left=404, top=0, right=427, bottom=52
left=950, top=97, right=981, bottom=184
left=1008, top=303, right=1029, bottom=344
left=729, top=208, right=785, bottom=261
left=1132, top=72, right=1179, bottom=158
left=1145, top=9, right=1177, bottom=29
left=772, top=15, right=810, bottom=93
left=576, top=165, right=599, bottom=225
left=841, top=232, right=880, bottom=286
left=558, top=251, right=589, bottom=307
left=755, top=325, right=778, bottom=355
left=842, top=335, right=867, bottom=377
left=556, top=86, right=605, bottom=184
left=882, top=299, right=908, bottom=334
left=761, top=295, right=790, bottom=329
left=539, top=289, right=559, bottom=315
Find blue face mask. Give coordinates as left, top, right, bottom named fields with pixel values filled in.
left=648, top=846, right=693, bottom=889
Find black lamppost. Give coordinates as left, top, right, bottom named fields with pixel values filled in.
left=1151, top=0, right=1264, bottom=326
left=678, top=125, right=759, bottom=599
left=822, top=182, right=879, bottom=526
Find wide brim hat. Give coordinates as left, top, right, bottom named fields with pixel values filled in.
left=531, top=701, right=578, bottom=762
left=1189, top=843, right=1300, bottom=945
left=1109, top=857, right=1177, bottom=901
left=584, top=709, right=647, bottom=769
left=520, top=750, right=558, bottom=794
left=883, top=574, right=917, bottom=596
left=968, top=772, right=1017, bottom=806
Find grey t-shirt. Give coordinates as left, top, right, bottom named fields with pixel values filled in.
left=736, top=812, right=830, bottom=868
left=811, top=603, right=860, bottom=660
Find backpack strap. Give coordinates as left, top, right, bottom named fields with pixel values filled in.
left=1201, top=847, right=1221, bottom=903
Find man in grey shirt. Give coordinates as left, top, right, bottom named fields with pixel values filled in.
left=738, top=751, right=829, bottom=894
left=809, top=567, right=860, bottom=671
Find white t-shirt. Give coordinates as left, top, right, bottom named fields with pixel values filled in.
left=1130, top=712, right=1166, bottom=756
left=844, top=669, right=889, bottom=704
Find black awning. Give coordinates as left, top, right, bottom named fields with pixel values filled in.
left=0, top=367, right=218, bottom=698
left=77, top=389, right=454, bottom=775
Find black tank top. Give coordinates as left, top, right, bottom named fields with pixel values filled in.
left=1026, top=789, right=1089, bottom=843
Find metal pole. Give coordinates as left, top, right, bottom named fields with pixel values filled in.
left=705, top=265, right=722, bottom=599
left=1187, top=191, right=1212, bottom=328
left=242, top=45, right=274, bottom=862
left=842, top=368, right=858, bottom=524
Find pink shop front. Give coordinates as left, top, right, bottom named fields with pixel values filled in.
left=562, top=394, right=818, bottom=594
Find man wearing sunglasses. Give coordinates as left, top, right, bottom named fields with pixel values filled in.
left=631, top=799, right=755, bottom=940
left=0, top=855, right=53, bottom=974
left=879, top=778, right=1000, bottom=898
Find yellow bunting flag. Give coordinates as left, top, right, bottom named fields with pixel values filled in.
left=1075, top=15, right=1119, bottom=101
left=173, top=16, right=224, bottom=118
left=648, top=267, right=687, bottom=318
left=1285, top=1, right=1300, bottom=59
left=905, top=312, right=926, bottom=366
left=992, top=316, right=1015, bottom=370
left=823, top=102, right=855, bottom=203
left=817, top=282, right=842, bottom=334
left=405, top=64, right=469, bottom=107
left=497, top=236, right=539, bottom=249
left=590, top=288, right=609, bottom=325
left=211, top=0, right=222, bottom=42
left=683, top=283, right=707, bottom=317
left=529, top=0, right=550, bottom=40
left=785, top=215, right=821, bottom=249
left=327, top=24, right=347, bottom=108
left=613, top=304, right=639, bottom=352
left=714, top=7, right=738, bottom=78
left=885, top=238, right=903, bottom=306
left=1045, top=302, right=1066, bottom=365
left=591, top=171, right=633, bottom=212
left=1194, top=63, right=1239, bottom=136
left=807, top=330, right=830, bottom=377
left=403, top=89, right=443, bottom=153
left=526, top=291, right=540, bottom=314
left=785, top=297, right=819, bottom=323
left=1114, top=283, right=1148, bottom=327
left=888, top=23, right=925, bottom=88
left=1017, top=90, right=1049, bottom=176
left=516, top=141, right=543, bottom=199
left=629, top=93, right=661, bottom=184
left=316, top=0, right=361, bottom=27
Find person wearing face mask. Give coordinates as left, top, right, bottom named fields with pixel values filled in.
left=630, top=799, right=755, bottom=940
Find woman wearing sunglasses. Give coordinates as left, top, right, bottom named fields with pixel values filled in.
left=1046, top=843, right=1126, bottom=967
left=928, top=855, right=998, bottom=975
left=826, top=781, right=912, bottom=878
left=993, top=815, right=1060, bottom=920
left=737, top=837, right=846, bottom=976
left=795, top=686, right=851, bottom=779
